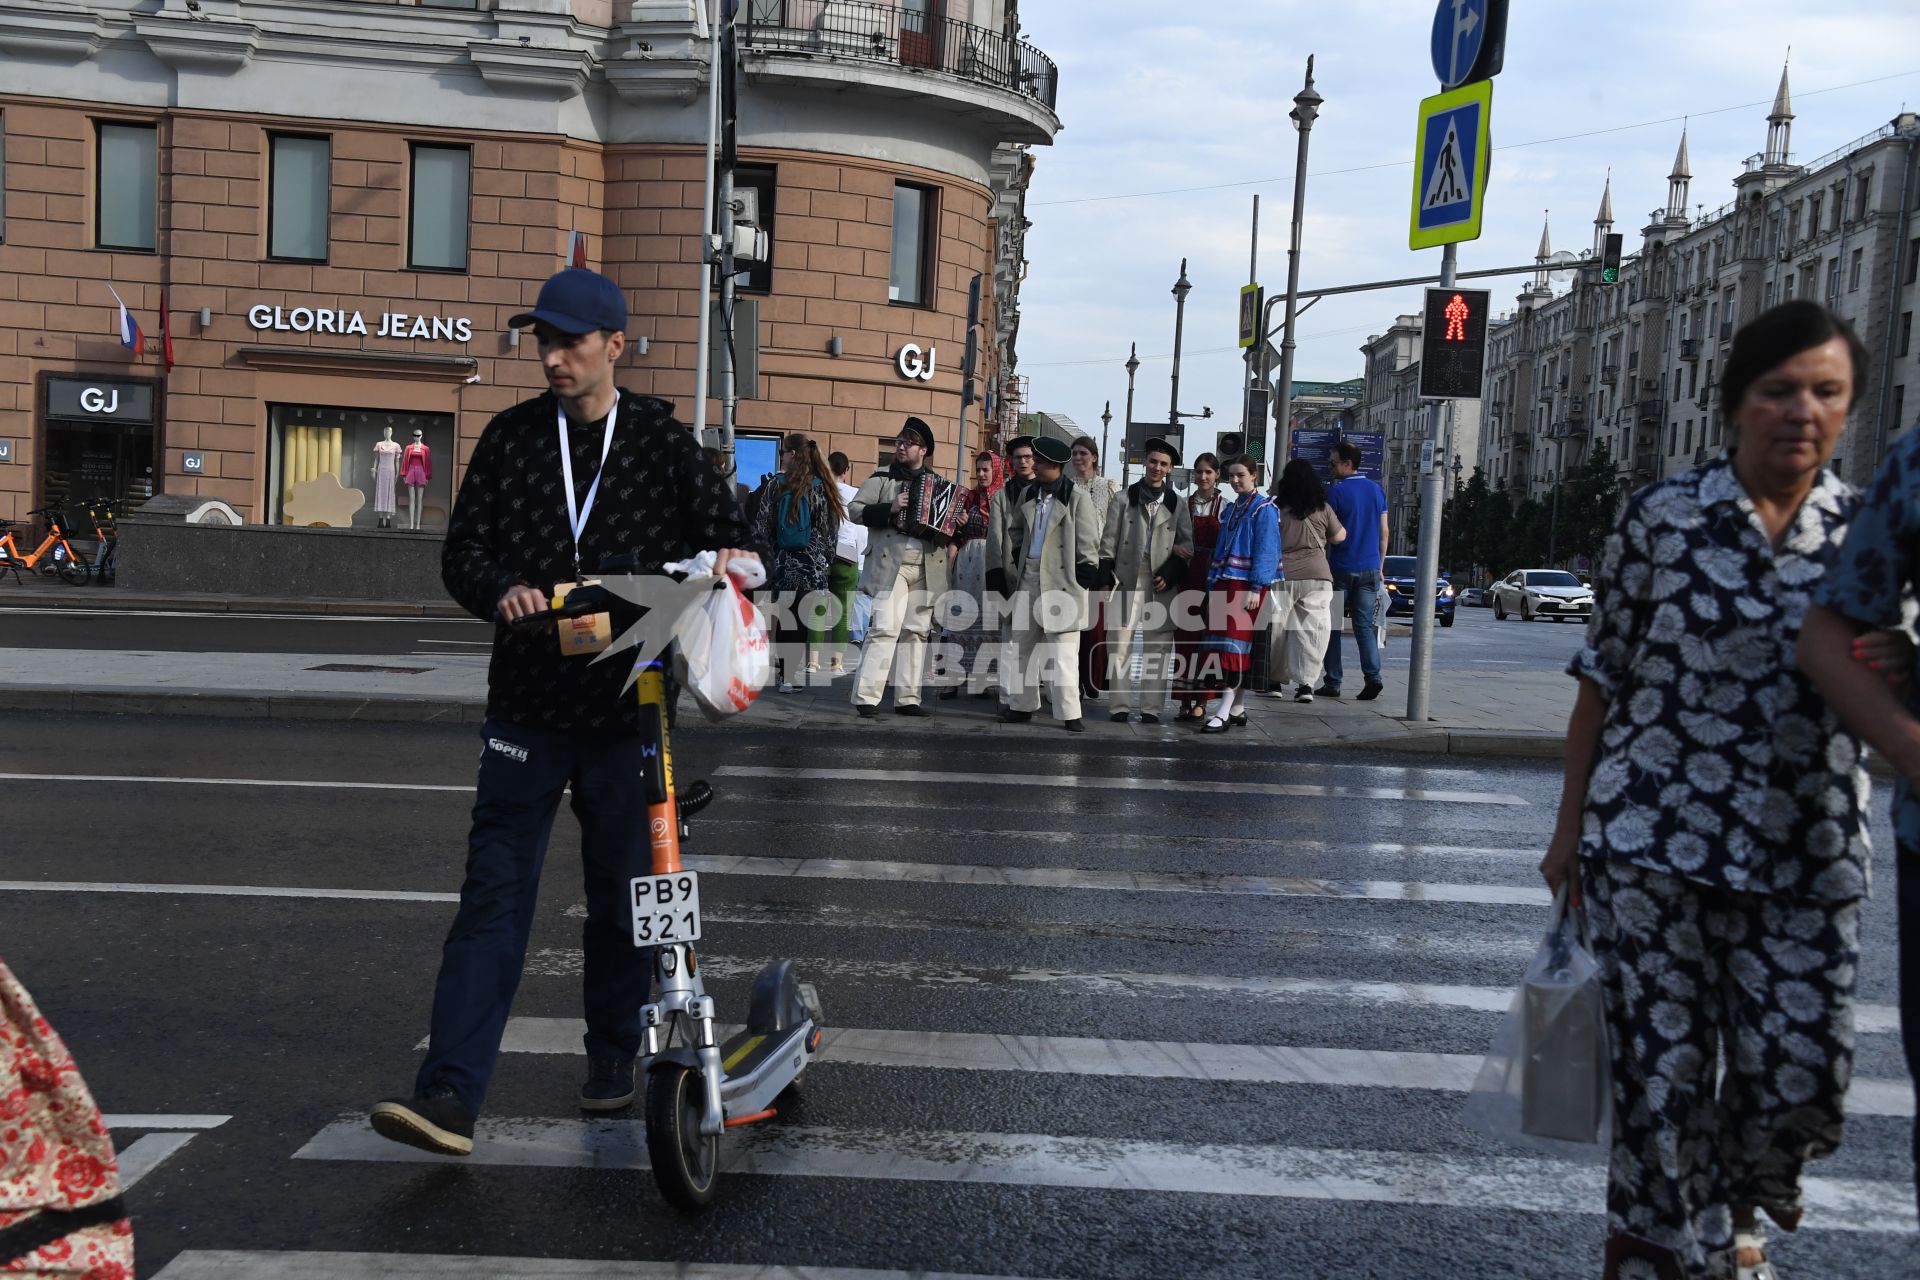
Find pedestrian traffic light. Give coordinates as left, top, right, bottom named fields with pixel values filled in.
left=1599, top=233, right=1623, bottom=286
left=1417, top=286, right=1490, bottom=401
left=1217, top=430, right=1245, bottom=457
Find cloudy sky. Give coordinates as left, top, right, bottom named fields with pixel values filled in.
left=1009, top=0, right=1920, bottom=472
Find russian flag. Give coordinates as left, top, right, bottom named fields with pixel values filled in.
left=108, top=285, right=142, bottom=356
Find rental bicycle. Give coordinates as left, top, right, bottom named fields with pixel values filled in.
left=507, top=572, right=823, bottom=1211
left=81, top=499, right=122, bottom=586
left=0, top=508, right=91, bottom=586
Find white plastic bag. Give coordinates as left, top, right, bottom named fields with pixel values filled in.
left=1462, top=883, right=1611, bottom=1156
left=674, top=576, right=771, bottom=721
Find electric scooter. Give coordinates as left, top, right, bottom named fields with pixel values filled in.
left=510, top=574, right=823, bottom=1210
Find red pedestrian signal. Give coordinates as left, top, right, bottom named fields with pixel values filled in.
left=1419, top=286, right=1490, bottom=400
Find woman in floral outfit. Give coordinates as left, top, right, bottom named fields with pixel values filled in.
left=1540, top=302, right=1883, bottom=1279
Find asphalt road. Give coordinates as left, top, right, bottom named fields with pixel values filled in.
left=3, top=597, right=1584, bottom=674
left=0, top=712, right=1909, bottom=1278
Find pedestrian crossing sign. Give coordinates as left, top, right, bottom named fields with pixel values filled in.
left=1409, top=80, right=1492, bottom=250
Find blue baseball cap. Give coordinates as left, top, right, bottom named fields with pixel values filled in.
left=509, top=268, right=628, bottom=335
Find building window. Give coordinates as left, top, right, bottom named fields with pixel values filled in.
left=96, top=121, right=157, bottom=251
left=1788, top=205, right=1801, bottom=243
left=1892, top=386, right=1904, bottom=435
left=729, top=165, right=776, bottom=294
left=269, top=134, right=330, bottom=262
left=1849, top=248, right=1864, bottom=292
left=1855, top=170, right=1872, bottom=221
left=267, top=405, right=455, bottom=529
left=1785, top=273, right=1796, bottom=299
left=888, top=182, right=935, bottom=307
left=408, top=144, right=470, bottom=272
left=0, top=110, right=6, bottom=242
left=1908, top=237, right=1920, bottom=285
left=1900, top=312, right=1912, bottom=359
left=1825, top=256, right=1840, bottom=300
left=1808, top=194, right=1822, bottom=235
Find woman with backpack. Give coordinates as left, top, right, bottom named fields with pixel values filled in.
left=751, top=433, right=844, bottom=692
left=1268, top=458, right=1346, bottom=703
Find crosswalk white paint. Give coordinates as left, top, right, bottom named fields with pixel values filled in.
left=517, top=949, right=1904, bottom=1036
left=107, top=1114, right=230, bottom=1191
left=0, top=880, right=460, bottom=903
left=293, top=1118, right=1917, bottom=1234
left=715, top=764, right=1530, bottom=806
left=489, top=1016, right=1915, bottom=1117
left=0, top=772, right=470, bottom=793
left=150, top=1252, right=1052, bottom=1280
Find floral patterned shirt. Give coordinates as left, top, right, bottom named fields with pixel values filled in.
left=1811, top=428, right=1920, bottom=853
left=1569, top=458, right=1870, bottom=901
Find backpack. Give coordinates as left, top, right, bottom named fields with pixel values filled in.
left=775, top=486, right=813, bottom=550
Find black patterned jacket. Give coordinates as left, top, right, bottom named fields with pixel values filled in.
left=442, top=390, right=748, bottom=733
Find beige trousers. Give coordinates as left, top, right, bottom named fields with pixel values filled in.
left=853, top=551, right=932, bottom=708
left=1010, top=560, right=1081, bottom=721
left=1271, top=578, right=1335, bottom=691
left=1105, top=566, right=1176, bottom=715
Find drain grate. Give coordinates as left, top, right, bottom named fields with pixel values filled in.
left=306, top=662, right=432, bottom=675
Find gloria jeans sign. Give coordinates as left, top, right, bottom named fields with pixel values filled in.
left=246, top=305, right=474, bottom=343
left=48, top=378, right=157, bottom=423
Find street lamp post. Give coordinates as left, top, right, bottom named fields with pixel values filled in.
left=1122, top=343, right=1140, bottom=487
left=1100, top=400, right=1113, bottom=480
left=1168, top=259, right=1192, bottom=439
left=1271, top=56, right=1322, bottom=469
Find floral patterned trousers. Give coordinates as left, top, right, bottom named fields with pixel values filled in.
left=1582, top=859, right=1861, bottom=1279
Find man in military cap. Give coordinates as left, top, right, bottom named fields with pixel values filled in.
left=993, top=435, right=1101, bottom=731
left=981, top=433, right=1036, bottom=699
left=849, top=416, right=955, bottom=717
left=1100, top=436, right=1194, bottom=724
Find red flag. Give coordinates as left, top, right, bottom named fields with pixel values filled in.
left=567, top=230, right=587, bottom=269
left=159, top=289, right=175, bottom=371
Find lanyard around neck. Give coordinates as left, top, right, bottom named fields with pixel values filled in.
left=557, top=390, right=618, bottom=576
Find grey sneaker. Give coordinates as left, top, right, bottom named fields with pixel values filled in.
left=371, top=1085, right=474, bottom=1156
left=579, top=1054, right=636, bottom=1111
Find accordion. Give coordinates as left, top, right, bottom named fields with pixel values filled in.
left=897, top=473, right=962, bottom=540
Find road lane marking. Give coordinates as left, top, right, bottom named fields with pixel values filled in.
left=0, top=607, right=486, bottom=625
left=488, top=1016, right=1913, bottom=1115
left=150, top=1253, right=1055, bottom=1280
left=0, top=880, right=460, bottom=903
left=516, top=950, right=1903, bottom=1035
left=716, top=765, right=1529, bottom=806
left=292, top=1119, right=1916, bottom=1232
left=116, top=1133, right=198, bottom=1190
left=106, top=1114, right=232, bottom=1130
left=1, top=860, right=1553, bottom=906
left=0, top=772, right=470, bottom=793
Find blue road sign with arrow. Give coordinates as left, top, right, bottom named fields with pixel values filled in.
left=1409, top=79, right=1492, bottom=250
left=1430, top=0, right=1506, bottom=91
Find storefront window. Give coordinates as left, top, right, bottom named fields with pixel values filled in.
left=266, top=404, right=454, bottom=531
left=41, top=377, right=158, bottom=516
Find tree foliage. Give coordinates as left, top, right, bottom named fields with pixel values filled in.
left=1440, top=446, right=1623, bottom=583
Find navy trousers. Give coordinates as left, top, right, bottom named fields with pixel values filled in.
left=416, top=719, right=653, bottom=1115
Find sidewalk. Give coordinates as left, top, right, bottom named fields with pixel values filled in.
left=0, top=640, right=1575, bottom=758
left=0, top=578, right=466, bottom=618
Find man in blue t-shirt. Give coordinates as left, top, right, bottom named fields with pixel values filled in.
left=1320, top=441, right=1389, bottom=700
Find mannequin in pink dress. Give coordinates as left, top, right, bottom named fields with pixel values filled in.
left=401, top=429, right=432, bottom=531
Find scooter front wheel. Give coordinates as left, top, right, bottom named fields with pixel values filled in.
left=646, top=1062, right=718, bottom=1211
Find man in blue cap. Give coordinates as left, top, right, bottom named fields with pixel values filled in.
left=370, top=268, right=754, bottom=1156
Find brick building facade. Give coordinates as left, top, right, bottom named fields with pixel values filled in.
left=0, top=0, right=1058, bottom=536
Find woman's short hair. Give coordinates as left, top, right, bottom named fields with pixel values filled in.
left=1722, top=301, right=1869, bottom=426
left=1225, top=454, right=1259, bottom=478
left=1070, top=436, right=1099, bottom=461
left=1192, top=452, right=1220, bottom=473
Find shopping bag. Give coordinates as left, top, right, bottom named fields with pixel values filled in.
left=849, top=590, right=875, bottom=645
left=1462, top=882, right=1611, bottom=1155
left=674, top=576, right=771, bottom=722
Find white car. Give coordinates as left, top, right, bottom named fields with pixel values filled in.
left=1492, top=569, right=1595, bottom=623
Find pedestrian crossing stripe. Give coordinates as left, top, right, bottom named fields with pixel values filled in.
left=291, top=1119, right=1917, bottom=1234
left=106, top=1114, right=231, bottom=1191
left=150, top=1252, right=1049, bottom=1280
left=482, top=1017, right=1916, bottom=1117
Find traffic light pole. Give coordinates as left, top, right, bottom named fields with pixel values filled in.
left=1404, top=242, right=1456, bottom=725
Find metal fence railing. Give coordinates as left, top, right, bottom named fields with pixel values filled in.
left=742, top=1, right=1058, bottom=112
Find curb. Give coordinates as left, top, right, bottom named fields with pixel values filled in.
left=0, top=589, right=469, bottom=619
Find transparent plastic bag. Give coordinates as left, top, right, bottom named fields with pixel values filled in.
left=1462, top=882, right=1612, bottom=1156
left=674, top=576, right=770, bottom=722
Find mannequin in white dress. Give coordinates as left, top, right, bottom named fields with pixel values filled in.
left=371, top=427, right=402, bottom=529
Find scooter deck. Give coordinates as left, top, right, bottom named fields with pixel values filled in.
left=718, top=1027, right=789, bottom=1079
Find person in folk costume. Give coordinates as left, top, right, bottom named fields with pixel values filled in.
left=750, top=432, right=844, bottom=692
left=1099, top=435, right=1193, bottom=724
left=939, top=449, right=1006, bottom=699
left=0, top=956, right=137, bottom=1278
left=849, top=416, right=955, bottom=717
left=1069, top=435, right=1123, bottom=702
left=1173, top=452, right=1226, bottom=721
left=983, top=434, right=1037, bottom=702
left=1200, top=454, right=1281, bottom=733
left=991, top=435, right=1102, bottom=732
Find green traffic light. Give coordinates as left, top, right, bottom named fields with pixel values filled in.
left=1601, top=267, right=1619, bottom=284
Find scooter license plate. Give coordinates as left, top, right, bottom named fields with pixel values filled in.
left=631, top=871, right=702, bottom=945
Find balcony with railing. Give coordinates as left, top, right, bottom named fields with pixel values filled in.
left=740, top=1, right=1059, bottom=138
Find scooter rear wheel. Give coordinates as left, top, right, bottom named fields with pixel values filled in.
left=646, top=1062, right=718, bottom=1210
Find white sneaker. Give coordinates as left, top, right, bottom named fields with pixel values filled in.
left=778, top=682, right=797, bottom=695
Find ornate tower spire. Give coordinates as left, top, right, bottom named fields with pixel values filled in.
left=1593, top=170, right=1613, bottom=257
left=1534, top=211, right=1552, bottom=291
left=1766, top=58, right=1794, bottom=166
left=1667, top=125, right=1692, bottom=220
